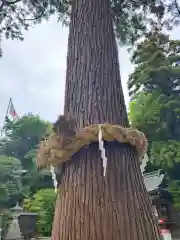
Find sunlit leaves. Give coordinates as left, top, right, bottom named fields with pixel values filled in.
left=150, top=141, right=180, bottom=169
left=169, top=180, right=180, bottom=209
left=23, top=189, right=56, bottom=236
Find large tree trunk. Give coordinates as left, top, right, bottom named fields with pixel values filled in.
left=52, top=0, right=161, bottom=239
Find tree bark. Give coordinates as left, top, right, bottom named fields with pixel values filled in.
left=52, top=0, right=161, bottom=239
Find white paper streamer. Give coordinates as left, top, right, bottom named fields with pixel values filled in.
left=50, top=164, right=58, bottom=193
left=140, top=153, right=149, bottom=174
left=98, top=124, right=107, bottom=177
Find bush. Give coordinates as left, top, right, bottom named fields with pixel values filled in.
left=1, top=210, right=12, bottom=238
left=23, top=189, right=56, bottom=236
left=168, top=180, right=180, bottom=210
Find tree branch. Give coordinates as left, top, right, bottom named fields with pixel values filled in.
left=174, top=0, right=180, bottom=15
left=0, top=0, right=21, bottom=10
left=0, top=0, right=21, bottom=4
left=7, top=0, right=46, bottom=24
left=0, top=2, right=4, bottom=9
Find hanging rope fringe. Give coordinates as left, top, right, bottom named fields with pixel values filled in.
left=50, top=164, right=58, bottom=193
left=37, top=115, right=148, bottom=168
left=98, top=124, right=107, bottom=177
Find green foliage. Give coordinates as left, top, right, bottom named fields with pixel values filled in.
left=129, top=90, right=180, bottom=141
left=127, top=32, right=180, bottom=180
left=128, top=32, right=180, bottom=97
left=0, top=0, right=180, bottom=55
left=24, top=189, right=56, bottom=236
left=0, top=155, right=23, bottom=208
left=0, top=115, right=55, bottom=234
left=168, top=180, right=180, bottom=209
left=0, top=114, right=53, bottom=195
left=150, top=141, right=180, bottom=169
left=128, top=30, right=180, bottom=206
left=1, top=210, right=12, bottom=238
left=0, top=114, right=52, bottom=169
left=129, top=90, right=162, bottom=140
left=2, top=114, right=52, bottom=167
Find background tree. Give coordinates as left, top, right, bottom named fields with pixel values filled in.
left=128, top=31, right=180, bottom=209
left=0, top=115, right=55, bottom=237
left=129, top=90, right=165, bottom=141
left=0, top=155, right=24, bottom=208
left=128, top=32, right=180, bottom=97
left=128, top=31, right=180, bottom=141
left=24, top=189, right=56, bottom=236
left=0, top=114, right=53, bottom=196
left=1, top=114, right=52, bottom=167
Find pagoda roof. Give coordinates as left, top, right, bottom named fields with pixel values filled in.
left=11, top=202, right=23, bottom=212
left=143, top=170, right=165, bottom=193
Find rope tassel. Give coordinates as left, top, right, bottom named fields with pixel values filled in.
left=98, top=125, right=108, bottom=177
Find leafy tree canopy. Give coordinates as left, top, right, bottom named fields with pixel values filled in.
left=0, top=0, right=180, bottom=56
left=24, top=189, right=56, bottom=236
left=0, top=114, right=53, bottom=194
left=168, top=180, right=180, bottom=209
left=128, top=32, right=180, bottom=97
left=129, top=90, right=180, bottom=141
left=127, top=13, right=180, bottom=210
left=150, top=141, right=180, bottom=169
left=129, top=89, right=180, bottom=175
left=128, top=31, right=180, bottom=179
left=0, top=114, right=52, bottom=168
left=0, top=155, right=24, bottom=208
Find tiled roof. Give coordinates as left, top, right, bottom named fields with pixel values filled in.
left=143, top=170, right=164, bottom=192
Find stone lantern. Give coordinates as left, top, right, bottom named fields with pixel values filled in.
left=5, top=168, right=38, bottom=239
left=5, top=203, right=23, bottom=240
left=5, top=203, right=38, bottom=240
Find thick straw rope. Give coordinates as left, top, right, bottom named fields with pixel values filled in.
left=37, top=116, right=147, bottom=169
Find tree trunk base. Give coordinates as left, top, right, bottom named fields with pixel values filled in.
left=52, top=142, right=160, bottom=240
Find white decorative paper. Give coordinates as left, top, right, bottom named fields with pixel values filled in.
left=50, top=164, right=58, bottom=193
left=140, top=153, right=149, bottom=174
left=98, top=125, right=107, bottom=177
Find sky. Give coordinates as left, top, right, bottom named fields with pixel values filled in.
left=0, top=17, right=179, bottom=126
